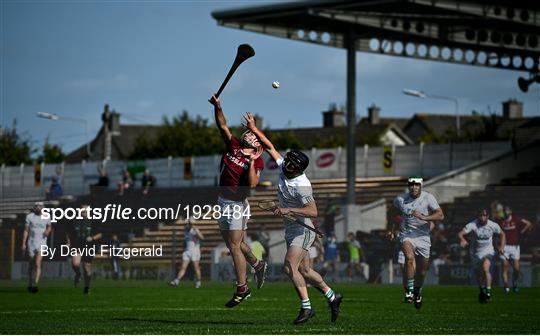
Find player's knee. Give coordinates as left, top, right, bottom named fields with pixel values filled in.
left=282, top=264, right=292, bottom=277
left=298, top=265, right=311, bottom=277
left=283, top=260, right=296, bottom=277
left=228, top=242, right=242, bottom=253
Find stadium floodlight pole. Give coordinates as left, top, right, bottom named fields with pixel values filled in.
left=37, top=112, right=91, bottom=157
left=402, top=88, right=461, bottom=137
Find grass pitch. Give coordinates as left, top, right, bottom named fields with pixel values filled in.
left=1, top=281, right=539, bottom=334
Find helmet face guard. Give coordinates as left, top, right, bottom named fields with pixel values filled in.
left=284, top=150, right=309, bottom=174
left=240, top=130, right=260, bottom=149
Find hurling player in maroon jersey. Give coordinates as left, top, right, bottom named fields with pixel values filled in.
left=209, top=94, right=268, bottom=307
left=500, top=205, right=532, bottom=293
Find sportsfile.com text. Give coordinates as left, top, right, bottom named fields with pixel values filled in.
left=40, top=204, right=252, bottom=223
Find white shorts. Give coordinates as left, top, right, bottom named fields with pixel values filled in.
left=400, top=235, right=431, bottom=259
left=397, top=250, right=405, bottom=265
left=309, top=246, right=318, bottom=259
left=217, top=197, right=249, bottom=231
left=286, top=227, right=316, bottom=251
left=472, top=249, right=494, bottom=265
left=27, top=241, right=47, bottom=258
left=182, top=248, right=201, bottom=262
left=501, top=245, right=520, bottom=261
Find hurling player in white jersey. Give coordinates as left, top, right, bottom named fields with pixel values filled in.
left=170, top=220, right=204, bottom=288
left=244, top=112, right=342, bottom=325
left=458, top=209, right=506, bottom=303
left=21, top=202, right=51, bottom=293
left=388, top=176, right=444, bottom=309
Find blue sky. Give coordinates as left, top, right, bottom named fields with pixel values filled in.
left=2, top=0, right=539, bottom=155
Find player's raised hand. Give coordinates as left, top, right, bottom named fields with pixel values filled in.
left=243, top=112, right=257, bottom=130
left=208, top=95, right=221, bottom=108
left=460, top=240, right=469, bottom=248
left=251, top=145, right=263, bottom=160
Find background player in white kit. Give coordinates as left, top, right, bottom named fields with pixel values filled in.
left=458, top=209, right=506, bottom=303
left=21, top=202, right=51, bottom=293
left=245, top=112, right=342, bottom=325
left=388, top=176, right=444, bottom=309
left=170, top=219, right=204, bottom=288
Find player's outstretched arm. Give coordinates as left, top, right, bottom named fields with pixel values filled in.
left=209, top=95, right=232, bottom=143
left=243, top=112, right=282, bottom=162
left=275, top=200, right=318, bottom=218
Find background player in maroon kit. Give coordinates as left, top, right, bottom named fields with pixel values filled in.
left=500, top=205, right=533, bottom=293
left=209, top=94, right=267, bottom=307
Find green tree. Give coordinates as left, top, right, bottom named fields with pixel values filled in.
left=37, top=139, right=65, bottom=163
left=130, top=111, right=225, bottom=159
left=0, top=120, right=34, bottom=165
left=312, top=134, right=346, bottom=148
left=264, top=129, right=304, bottom=150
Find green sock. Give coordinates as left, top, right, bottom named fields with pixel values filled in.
left=413, top=286, right=422, bottom=296
left=406, top=279, right=414, bottom=293
left=486, top=287, right=491, bottom=295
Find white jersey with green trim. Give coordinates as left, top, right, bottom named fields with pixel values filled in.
left=394, top=191, right=440, bottom=238
left=463, top=219, right=501, bottom=256
left=25, top=212, right=50, bottom=246
left=276, top=158, right=314, bottom=231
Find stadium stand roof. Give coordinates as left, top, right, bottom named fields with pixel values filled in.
left=212, top=0, right=540, bottom=72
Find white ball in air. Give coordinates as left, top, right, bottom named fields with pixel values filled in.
left=272, top=81, right=280, bottom=89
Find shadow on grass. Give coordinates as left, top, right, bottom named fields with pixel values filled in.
left=112, top=317, right=254, bottom=325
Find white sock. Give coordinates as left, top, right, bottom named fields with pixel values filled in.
left=324, top=288, right=336, bottom=302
